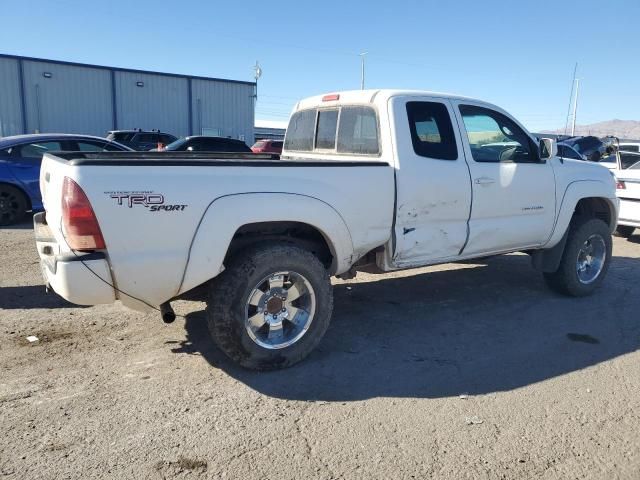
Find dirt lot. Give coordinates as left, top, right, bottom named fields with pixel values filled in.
left=1, top=219, right=639, bottom=480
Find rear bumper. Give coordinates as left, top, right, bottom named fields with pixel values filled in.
left=34, top=212, right=115, bottom=305
left=618, top=197, right=640, bottom=227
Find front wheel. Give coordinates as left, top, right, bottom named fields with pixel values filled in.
left=615, top=225, right=635, bottom=238
left=543, top=218, right=612, bottom=297
left=206, top=243, right=333, bottom=370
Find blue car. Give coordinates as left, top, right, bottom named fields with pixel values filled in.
left=0, top=134, right=131, bottom=225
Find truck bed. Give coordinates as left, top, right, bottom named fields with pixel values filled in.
left=39, top=151, right=394, bottom=309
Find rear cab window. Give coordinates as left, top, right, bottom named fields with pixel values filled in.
left=284, top=105, right=379, bottom=156
left=315, top=110, right=339, bottom=149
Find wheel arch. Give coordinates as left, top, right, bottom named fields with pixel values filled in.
left=545, top=180, right=618, bottom=249
left=177, top=192, right=354, bottom=296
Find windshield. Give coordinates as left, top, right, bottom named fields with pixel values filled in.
left=164, top=138, right=189, bottom=151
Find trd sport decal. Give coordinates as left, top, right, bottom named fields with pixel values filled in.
left=105, top=191, right=187, bottom=212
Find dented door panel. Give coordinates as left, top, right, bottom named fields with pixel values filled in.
left=390, top=96, right=473, bottom=265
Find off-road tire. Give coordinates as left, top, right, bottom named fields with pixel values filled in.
left=206, top=243, right=333, bottom=370
left=0, top=184, right=27, bottom=226
left=614, top=225, right=635, bottom=238
left=543, top=218, right=612, bottom=297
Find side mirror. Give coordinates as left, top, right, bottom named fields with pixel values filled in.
left=540, top=138, right=557, bottom=160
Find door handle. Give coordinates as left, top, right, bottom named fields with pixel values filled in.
left=474, top=177, right=496, bottom=185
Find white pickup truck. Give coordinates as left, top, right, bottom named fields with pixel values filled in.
left=35, top=90, right=618, bottom=370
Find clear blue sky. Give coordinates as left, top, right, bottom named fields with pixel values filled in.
left=2, top=0, right=638, bottom=131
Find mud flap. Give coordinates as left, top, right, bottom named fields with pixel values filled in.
left=530, top=228, right=570, bottom=273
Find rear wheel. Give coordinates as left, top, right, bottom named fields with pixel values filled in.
left=206, top=243, right=333, bottom=370
left=0, top=184, right=27, bottom=226
left=615, top=225, right=635, bottom=238
left=543, top=218, right=612, bottom=297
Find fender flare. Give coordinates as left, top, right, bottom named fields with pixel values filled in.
left=177, top=192, right=354, bottom=295
left=543, top=180, right=617, bottom=249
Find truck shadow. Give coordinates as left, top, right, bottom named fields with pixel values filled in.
left=0, top=285, right=87, bottom=309
left=176, top=254, right=640, bottom=400
left=0, top=213, right=35, bottom=230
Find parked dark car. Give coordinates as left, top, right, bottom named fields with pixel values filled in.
left=106, top=129, right=177, bottom=151
left=251, top=139, right=283, bottom=154
left=0, top=134, right=131, bottom=225
left=557, top=143, right=586, bottom=160
left=161, top=136, right=252, bottom=152
left=559, top=136, right=609, bottom=162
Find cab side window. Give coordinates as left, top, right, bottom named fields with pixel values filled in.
left=406, top=101, right=458, bottom=160
left=459, top=105, right=538, bottom=163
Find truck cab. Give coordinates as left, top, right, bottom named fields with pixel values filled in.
left=284, top=91, right=615, bottom=270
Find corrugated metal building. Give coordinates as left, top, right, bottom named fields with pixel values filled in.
left=0, top=54, right=256, bottom=142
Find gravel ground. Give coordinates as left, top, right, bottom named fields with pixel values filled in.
left=1, top=218, right=639, bottom=479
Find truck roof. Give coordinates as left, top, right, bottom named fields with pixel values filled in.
left=294, top=89, right=487, bottom=111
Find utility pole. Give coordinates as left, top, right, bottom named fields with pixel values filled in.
left=253, top=60, right=262, bottom=101
left=359, top=52, right=368, bottom=90
left=571, top=78, right=580, bottom=136
left=564, top=63, right=578, bottom=136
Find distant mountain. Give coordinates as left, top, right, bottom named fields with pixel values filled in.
left=541, top=120, right=640, bottom=140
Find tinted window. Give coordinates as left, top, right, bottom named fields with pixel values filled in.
left=620, top=144, right=639, bottom=153
left=16, top=141, right=63, bottom=159
left=558, top=145, right=581, bottom=160
left=76, top=141, right=108, bottom=152
left=75, top=140, right=125, bottom=152
left=284, top=109, right=316, bottom=151
left=135, top=134, right=157, bottom=143
left=164, top=138, right=188, bottom=151
left=406, top=101, right=457, bottom=160
left=108, top=132, right=135, bottom=142
left=159, top=134, right=176, bottom=144
left=272, top=141, right=283, bottom=148
left=459, top=105, right=536, bottom=163
left=336, top=106, right=379, bottom=155
left=316, top=110, right=338, bottom=149
left=620, top=153, right=640, bottom=169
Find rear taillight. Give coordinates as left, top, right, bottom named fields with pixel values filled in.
left=61, top=177, right=106, bottom=251
left=616, top=180, right=626, bottom=190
